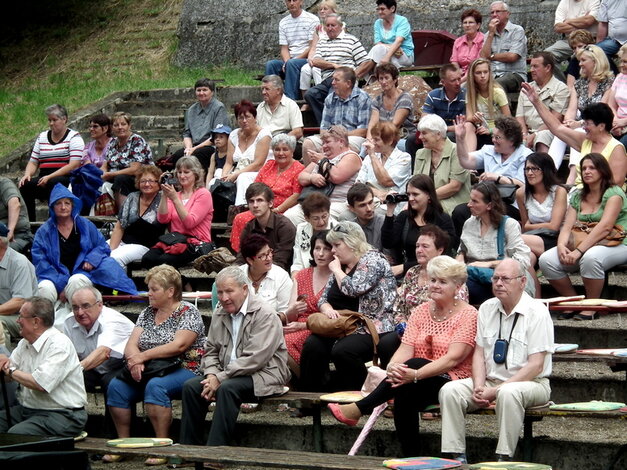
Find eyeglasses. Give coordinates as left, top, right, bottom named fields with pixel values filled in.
left=491, top=275, right=523, bottom=284
left=255, top=249, right=274, bottom=260
left=524, top=167, right=542, bottom=173
left=17, top=314, right=36, bottom=320
left=237, top=114, right=254, bottom=121
left=140, top=179, right=159, bottom=185
left=492, top=134, right=505, bottom=142
left=490, top=9, right=507, bottom=14
left=71, top=301, right=99, bottom=313
left=332, top=225, right=349, bottom=234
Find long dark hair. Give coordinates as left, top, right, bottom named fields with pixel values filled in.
left=407, top=174, right=443, bottom=222
left=580, top=153, right=613, bottom=201
left=524, top=152, right=559, bottom=199
left=472, top=181, right=506, bottom=228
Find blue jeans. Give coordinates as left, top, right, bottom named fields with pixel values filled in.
left=107, top=367, right=197, bottom=408
left=265, top=58, right=308, bottom=100
left=597, top=38, right=620, bottom=74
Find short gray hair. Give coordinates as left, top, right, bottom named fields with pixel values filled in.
left=25, top=296, right=55, bottom=328
left=491, top=1, right=509, bottom=11
left=271, top=133, right=297, bottom=151
left=216, top=266, right=249, bottom=287
left=70, top=286, right=103, bottom=304
left=418, top=114, right=447, bottom=137
left=45, top=104, right=68, bottom=120
left=262, top=75, right=284, bottom=92
left=325, top=13, right=342, bottom=24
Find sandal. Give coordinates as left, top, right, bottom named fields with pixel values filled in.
left=102, top=454, right=124, bottom=463
left=557, top=311, right=575, bottom=320
left=145, top=457, right=169, bottom=466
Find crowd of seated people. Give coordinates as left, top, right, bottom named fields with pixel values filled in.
left=4, top=0, right=627, bottom=464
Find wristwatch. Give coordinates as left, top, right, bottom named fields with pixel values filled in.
left=8, top=366, right=17, bottom=377
left=490, top=53, right=496, bottom=61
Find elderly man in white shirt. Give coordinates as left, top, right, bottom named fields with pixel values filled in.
left=64, top=286, right=134, bottom=393
left=439, top=258, right=554, bottom=463
left=0, top=296, right=87, bottom=436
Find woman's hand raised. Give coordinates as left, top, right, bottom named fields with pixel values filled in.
left=454, top=115, right=467, bottom=140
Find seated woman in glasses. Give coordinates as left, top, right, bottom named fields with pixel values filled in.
left=457, top=182, right=532, bottom=305
left=299, top=221, right=398, bottom=392
left=108, top=166, right=167, bottom=268
left=238, top=233, right=292, bottom=318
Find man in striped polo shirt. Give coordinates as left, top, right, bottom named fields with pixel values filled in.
left=265, top=0, right=319, bottom=101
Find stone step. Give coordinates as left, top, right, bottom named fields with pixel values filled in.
left=550, top=361, right=626, bottom=403
left=114, top=99, right=192, bottom=117
left=83, top=395, right=627, bottom=469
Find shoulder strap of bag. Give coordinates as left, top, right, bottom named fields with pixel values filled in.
left=497, top=216, right=508, bottom=260
left=359, top=314, right=381, bottom=368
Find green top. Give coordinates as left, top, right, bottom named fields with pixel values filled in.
left=571, top=186, right=627, bottom=245
left=413, top=138, right=470, bottom=215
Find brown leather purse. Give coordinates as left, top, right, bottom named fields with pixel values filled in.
left=567, top=221, right=627, bottom=251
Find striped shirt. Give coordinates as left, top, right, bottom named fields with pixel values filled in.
left=30, top=129, right=85, bottom=170
left=315, top=32, right=368, bottom=80
left=279, top=10, right=319, bottom=58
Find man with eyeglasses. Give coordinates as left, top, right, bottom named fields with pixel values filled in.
left=480, top=1, right=528, bottom=95
left=439, top=258, right=554, bottom=463
left=234, top=183, right=296, bottom=271
left=63, top=286, right=133, bottom=396
left=0, top=297, right=87, bottom=436
left=0, top=222, right=37, bottom=349
left=516, top=52, right=570, bottom=161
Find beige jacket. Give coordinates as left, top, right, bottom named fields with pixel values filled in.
left=201, top=294, right=290, bottom=397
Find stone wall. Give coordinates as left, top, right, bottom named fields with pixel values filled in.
left=174, top=0, right=561, bottom=68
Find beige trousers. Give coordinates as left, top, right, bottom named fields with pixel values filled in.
left=439, top=377, right=551, bottom=457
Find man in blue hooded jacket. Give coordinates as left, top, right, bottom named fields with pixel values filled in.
left=31, top=184, right=137, bottom=325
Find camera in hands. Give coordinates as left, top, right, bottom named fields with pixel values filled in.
left=385, top=193, right=409, bottom=204
left=160, top=172, right=178, bottom=186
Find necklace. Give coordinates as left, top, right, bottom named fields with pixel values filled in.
left=249, top=271, right=267, bottom=292
left=430, top=301, right=457, bottom=322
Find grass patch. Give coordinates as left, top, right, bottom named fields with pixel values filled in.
left=0, top=0, right=257, bottom=157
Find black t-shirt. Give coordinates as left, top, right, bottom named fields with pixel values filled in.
left=325, top=265, right=360, bottom=311
left=59, top=227, right=81, bottom=272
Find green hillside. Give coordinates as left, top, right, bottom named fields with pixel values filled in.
left=0, top=0, right=255, bottom=158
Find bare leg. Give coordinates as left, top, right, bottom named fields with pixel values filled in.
left=109, top=406, right=132, bottom=438
left=579, top=277, right=606, bottom=317
left=145, top=404, right=173, bottom=438
left=522, top=235, right=543, bottom=297
left=548, top=276, right=577, bottom=296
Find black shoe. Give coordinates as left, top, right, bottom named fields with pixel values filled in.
left=497, top=454, right=512, bottom=462
left=573, top=312, right=596, bottom=321
left=557, top=311, right=575, bottom=320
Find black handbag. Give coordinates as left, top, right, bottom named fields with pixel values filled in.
left=119, top=357, right=182, bottom=385
left=210, top=180, right=237, bottom=223
left=158, top=232, right=189, bottom=246
left=298, top=157, right=335, bottom=202
left=497, top=184, right=519, bottom=205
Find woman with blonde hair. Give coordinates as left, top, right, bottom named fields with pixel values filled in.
left=463, top=58, right=511, bottom=151
left=549, top=44, right=615, bottom=170
left=299, top=221, right=398, bottom=392
left=105, top=264, right=206, bottom=465
left=328, top=256, right=477, bottom=457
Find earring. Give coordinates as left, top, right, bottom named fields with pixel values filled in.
left=453, top=294, right=459, bottom=300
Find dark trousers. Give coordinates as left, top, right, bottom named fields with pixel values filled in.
left=304, top=77, right=333, bottom=126
left=171, top=146, right=216, bottom=174
left=451, top=203, right=521, bottom=243
left=466, top=276, right=495, bottom=306
left=180, top=375, right=256, bottom=446
left=84, top=362, right=124, bottom=438
left=356, top=357, right=450, bottom=457
left=142, top=245, right=198, bottom=269
left=299, top=331, right=398, bottom=392
left=20, top=175, right=70, bottom=221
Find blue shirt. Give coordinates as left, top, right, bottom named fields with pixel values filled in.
left=473, top=144, right=531, bottom=183
left=422, top=87, right=466, bottom=127
left=374, top=14, right=414, bottom=57
left=321, top=87, right=372, bottom=131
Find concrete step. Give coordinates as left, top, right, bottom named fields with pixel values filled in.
left=550, top=361, right=626, bottom=403
left=83, top=395, right=627, bottom=470
left=114, top=99, right=191, bottom=117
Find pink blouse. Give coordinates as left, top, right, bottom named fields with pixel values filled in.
left=450, top=32, right=485, bottom=74
left=157, top=188, right=214, bottom=242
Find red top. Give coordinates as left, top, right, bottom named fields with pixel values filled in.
left=157, top=188, right=214, bottom=242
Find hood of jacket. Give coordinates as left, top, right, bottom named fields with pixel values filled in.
left=48, top=183, right=82, bottom=221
